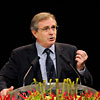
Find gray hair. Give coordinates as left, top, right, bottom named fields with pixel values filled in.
left=30, top=12, right=57, bottom=31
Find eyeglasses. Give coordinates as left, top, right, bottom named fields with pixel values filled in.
left=38, top=25, right=58, bottom=32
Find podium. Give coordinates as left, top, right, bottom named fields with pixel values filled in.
left=10, top=83, right=97, bottom=99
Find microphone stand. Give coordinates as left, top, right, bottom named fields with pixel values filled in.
left=23, top=66, right=33, bottom=86
left=23, top=56, right=40, bottom=87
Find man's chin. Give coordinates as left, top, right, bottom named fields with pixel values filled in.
left=49, top=42, right=56, bottom=46
left=46, top=41, right=55, bottom=48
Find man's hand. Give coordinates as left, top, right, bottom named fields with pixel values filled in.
left=0, top=86, right=14, bottom=96
left=75, top=50, right=88, bottom=70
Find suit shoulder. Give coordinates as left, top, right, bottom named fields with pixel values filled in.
left=12, top=43, right=35, bottom=53
left=55, top=42, right=77, bottom=49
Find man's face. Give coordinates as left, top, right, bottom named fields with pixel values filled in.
left=32, top=18, right=57, bottom=48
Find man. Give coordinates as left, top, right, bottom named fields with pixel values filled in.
left=0, top=12, right=93, bottom=96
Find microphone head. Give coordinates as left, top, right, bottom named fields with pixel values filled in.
left=31, top=56, right=40, bottom=66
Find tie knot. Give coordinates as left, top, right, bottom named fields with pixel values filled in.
left=44, top=48, right=51, bottom=55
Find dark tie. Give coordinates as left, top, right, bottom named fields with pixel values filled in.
left=44, top=48, right=56, bottom=82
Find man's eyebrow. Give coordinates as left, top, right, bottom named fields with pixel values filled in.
left=43, top=25, right=56, bottom=27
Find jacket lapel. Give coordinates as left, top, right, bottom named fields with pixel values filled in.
left=55, top=43, right=64, bottom=79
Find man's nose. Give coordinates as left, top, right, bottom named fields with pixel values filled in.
left=48, top=28, right=55, bottom=34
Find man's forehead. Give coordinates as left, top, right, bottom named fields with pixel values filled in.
left=38, top=18, right=56, bottom=27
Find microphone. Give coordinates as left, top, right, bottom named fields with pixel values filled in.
left=23, top=56, right=40, bottom=86
left=60, top=54, right=82, bottom=84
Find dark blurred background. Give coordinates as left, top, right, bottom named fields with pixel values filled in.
left=0, top=2, right=100, bottom=91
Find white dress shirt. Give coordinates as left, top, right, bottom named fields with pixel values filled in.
left=35, top=41, right=56, bottom=83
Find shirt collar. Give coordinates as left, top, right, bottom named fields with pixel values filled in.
left=36, top=41, right=55, bottom=56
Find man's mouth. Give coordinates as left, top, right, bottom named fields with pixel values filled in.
left=49, top=37, right=54, bottom=41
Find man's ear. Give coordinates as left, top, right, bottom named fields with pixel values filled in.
left=32, top=30, right=37, bottom=38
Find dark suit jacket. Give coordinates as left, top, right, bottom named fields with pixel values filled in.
left=0, top=43, right=93, bottom=90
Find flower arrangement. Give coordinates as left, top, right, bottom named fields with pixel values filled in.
left=0, top=78, right=100, bottom=100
